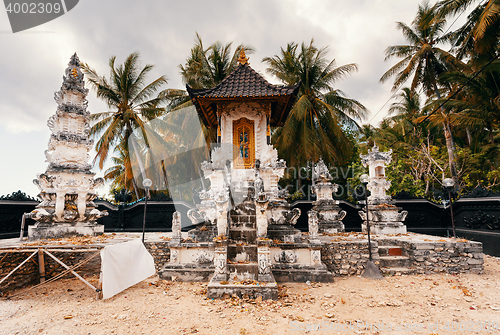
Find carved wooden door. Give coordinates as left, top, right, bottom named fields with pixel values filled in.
left=233, top=118, right=255, bottom=169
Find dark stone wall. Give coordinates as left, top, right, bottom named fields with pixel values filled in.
left=1, top=196, right=499, bottom=255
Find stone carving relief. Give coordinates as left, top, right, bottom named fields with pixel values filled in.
left=172, top=211, right=182, bottom=240
left=274, top=250, right=298, bottom=264
left=192, top=251, right=214, bottom=264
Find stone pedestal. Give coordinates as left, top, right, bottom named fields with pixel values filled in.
left=359, top=145, right=408, bottom=234
left=359, top=205, right=408, bottom=235
left=311, top=159, right=346, bottom=233
left=266, top=190, right=301, bottom=242
left=28, top=223, right=104, bottom=240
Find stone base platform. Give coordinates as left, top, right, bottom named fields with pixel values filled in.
left=160, top=264, right=214, bottom=282
left=207, top=280, right=278, bottom=300
left=271, top=264, right=334, bottom=282
left=28, top=224, right=104, bottom=240
left=362, top=222, right=407, bottom=235
left=320, top=221, right=345, bottom=234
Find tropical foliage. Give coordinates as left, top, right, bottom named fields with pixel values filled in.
left=263, top=40, right=368, bottom=168
left=82, top=52, right=170, bottom=200
left=86, top=2, right=500, bottom=201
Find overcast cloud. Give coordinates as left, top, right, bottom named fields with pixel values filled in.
left=0, top=0, right=466, bottom=197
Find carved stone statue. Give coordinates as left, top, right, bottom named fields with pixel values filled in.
left=308, top=210, right=320, bottom=243
left=255, top=192, right=270, bottom=238
left=172, top=211, right=182, bottom=240
left=215, top=190, right=229, bottom=236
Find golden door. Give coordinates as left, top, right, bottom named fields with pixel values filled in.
left=233, top=118, right=255, bottom=169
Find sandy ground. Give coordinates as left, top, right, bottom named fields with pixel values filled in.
left=1, top=256, right=500, bottom=335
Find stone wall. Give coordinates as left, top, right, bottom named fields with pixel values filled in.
left=320, top=241, right=377, bottom=276
left=404, top=240, right=484, bottom=274
left=320, top=239, right=484, bottom=276
left=0, top=239, right=483, bottom=293
left=144, top=242, right=170, bottom=271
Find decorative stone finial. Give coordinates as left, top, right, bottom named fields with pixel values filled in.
left=62, top=52, right=86, bottom=93
left=237, top=49, right=249, bottom=65
left=313, top=159, right=332, bottom=183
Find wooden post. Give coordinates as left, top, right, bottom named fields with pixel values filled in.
left=38, top=249, right=45, bottom=283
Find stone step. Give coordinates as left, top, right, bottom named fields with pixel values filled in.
left=227, top=244, right=257, bottom=263
left=229, top=229, right=256, bottom=243
left=227, top=263, right=259, bottom=280
left=380, top=267, right=414, bottom=276
left=230, top=216, right=256, bottom=229
left=378, top=246, right=404, bottom=257
left=378, top=255, right=409, bottom=268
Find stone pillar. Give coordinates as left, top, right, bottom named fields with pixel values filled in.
left=257, top=240, right=273, bottom=282
left=215, top=191, right=229, bottom=237
left=255, top=192, right=269, bottom=238
left=311, top=248, right=322, bottom=266
left=308, top=210, right=320, bottom=244
left=212, top=245, right=228, bottom=281
left=172, top=211, right=182, bottom=242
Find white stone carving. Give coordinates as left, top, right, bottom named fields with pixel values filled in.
left=215, top=191, right=229, bottom=236
left=214, top=247, right=227, bottom=276
left=308, top=210, right=319, bottom=242
left=172, top=211, right=182, bottom=240
left=311, top=249, right=321, bottom=265
left=274, top=250, right=298, bottom=264
left=255, top=192, right=269, bottom=238
left=258, top=247, right=271, bottom=275
left=170, top=249, right=179, bottom=264
left=192, top=251, right=214, bottom=264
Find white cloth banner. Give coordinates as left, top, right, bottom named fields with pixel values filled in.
left=100, top=239, right=156, bottom=299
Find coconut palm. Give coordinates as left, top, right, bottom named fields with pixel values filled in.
left=380, top=1, right=463, bottom=180
left=82, top=52, right=169, bottom=198
left=179, top=33, right=255, bottom=90
left=437, top=0, right=500, bottom=57
left=263, top=40, right=368, bottom=168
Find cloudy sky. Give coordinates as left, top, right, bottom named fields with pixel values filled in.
left=0, top=0, right=467, bottom=198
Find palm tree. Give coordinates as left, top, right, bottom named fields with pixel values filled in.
left=179, top=33, right=255, bottom=90
left=437, top=0, right=500, bottom=57
left=263, top=40, right=368, bottom=168
left=82, top=52, right=169, bottom=198
left=380, top=1, right=463, bottom=180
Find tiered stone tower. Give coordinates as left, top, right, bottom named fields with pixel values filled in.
left=27, top=53, right=107, bottom=240
left=309, top=159, right=346, bottom=234
left=358, top=145, right=407, bottom=234
left=161, top=51, right=333, bottom=299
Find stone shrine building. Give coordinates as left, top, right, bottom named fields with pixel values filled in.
left=161, top=51, right=334, bottom=299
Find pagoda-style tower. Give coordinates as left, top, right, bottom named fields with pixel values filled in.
left=161, top=51, right=334, bottom=300
left=27, top=53, right=107, bottom=240
left=358, top=145, right=407, bottom=234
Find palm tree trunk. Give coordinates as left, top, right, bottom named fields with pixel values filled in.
left=466, top=128, right=472, bottom=146
left=434, top=86, right=458, bottom=182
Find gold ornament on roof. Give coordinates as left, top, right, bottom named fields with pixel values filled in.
left=71, top=68, right=78, bottom=78
left=237, top=49, right=249, bottom=65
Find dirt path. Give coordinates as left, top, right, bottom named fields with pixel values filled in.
left=1, top=256, right=499, bottom=335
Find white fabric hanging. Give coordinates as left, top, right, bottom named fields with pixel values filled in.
left=100, top=239, right=156, bottom=299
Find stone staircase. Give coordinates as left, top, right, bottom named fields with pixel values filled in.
left=377, top=244, right=414, bottom=275
left=227, top=201, right=259, bottom=281
left=207, top=199, right=278, bottom=299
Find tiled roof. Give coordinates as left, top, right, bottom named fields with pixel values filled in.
left=186, top=63, right=299, bottom=98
